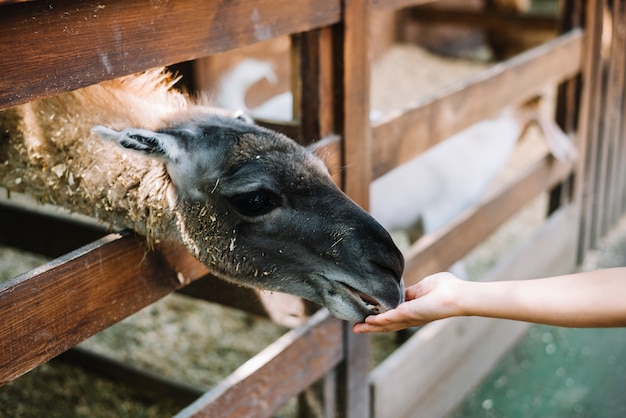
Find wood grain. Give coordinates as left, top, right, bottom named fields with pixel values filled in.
left=175, top=309, right=343, bottom=418
left=0, top=0, right=341, bottom=110
left=371, top=29, right=583, bottom=179
left=0, top=232, right=186, bottom=385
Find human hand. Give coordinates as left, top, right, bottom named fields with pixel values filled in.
left=352, top=272, right=465, bottom=333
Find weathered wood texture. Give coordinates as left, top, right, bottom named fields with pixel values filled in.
left=175, top=310, right=343, bottom=418
left=408, top=8, right=558, bottom=32
left=334, top=2, right=373, bottom=417
left=0, top=0, right=341, bottom=110
left=371, top=29, right=582, bottom=179
left=577, top=0, right=626, bottom=254
left=0, top=232, right=189, bottom=385
left=371, top=0, right=437, bottom=11
left=584, top=0, right=626, bottom=247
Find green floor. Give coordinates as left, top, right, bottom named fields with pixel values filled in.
left=451, top=325, right=626, bottom=418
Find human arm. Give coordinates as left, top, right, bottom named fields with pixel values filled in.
left=352, top=268, right=626, bottom=333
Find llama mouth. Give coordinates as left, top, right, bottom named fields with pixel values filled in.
left=339, top=283, right=389, bottom=315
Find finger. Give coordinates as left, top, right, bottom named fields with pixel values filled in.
left=353, top=322, right=404, bottom=333
left=404, top=282, right=429, bottom=301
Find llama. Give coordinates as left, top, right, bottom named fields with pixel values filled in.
left=0, top=69, right=404, bottom=322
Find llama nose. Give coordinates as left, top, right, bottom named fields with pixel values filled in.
left=368, top=224, right=405, bottom=282
left=370, top=246, right=404, bottom=283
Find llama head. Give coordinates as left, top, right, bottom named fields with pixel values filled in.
left=92, top=111, right=404, bottom=322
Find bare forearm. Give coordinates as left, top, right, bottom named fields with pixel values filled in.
left=459, top=268, right=626, bottom=327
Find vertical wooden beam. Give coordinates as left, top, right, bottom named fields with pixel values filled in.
left=335, top=1, right=372, bottom=417
left=604, top=0, right=626, bottom=230
left=296, top=28, right=337, bottom=144
left=339, top=0, right=372, bottom=208
left=577, top=0, right=606, bottom=257
left=549, top=0, right=585, bottom=215
left=617, top=6, right=626, bottom=214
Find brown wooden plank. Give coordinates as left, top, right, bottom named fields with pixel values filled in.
left=577, top=0, right=607, bottom=254
left=175, top=309, right=343, bottom=418
left=613, top=1, right=626, bottom=220
left=339, top=0, right=372, bottom=208
left=371, top=29, right=583, bottom=179
left=548, top=0, right=585, bottom=217
left=0, top=0, right=341, bottom=110
left=335, top=1, right=372, bottom=417
left=371, top=0, right=437, bottom=11
left=296, top=28, right=337, bottom=144
left=0, top=0, right=33, bottom=4
left=0, top=232, right=193, bottom=385
left=603, top=0, right=626, bottom=232
left=620, top=16, right=626, bottom=217
left=408, top=8, right=558, bottom=32
left=403, top=154, right=574, bottom=285
left=371, top=204, right=579, bottom=418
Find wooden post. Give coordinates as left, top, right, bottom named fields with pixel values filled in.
left=577, top=0, right=608, bottom=256
left=336, top=1, right=372, bottom=417
left=294, top=28, right=337, bottom=144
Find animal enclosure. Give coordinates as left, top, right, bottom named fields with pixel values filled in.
left=1, top=0, right=625, bottom=416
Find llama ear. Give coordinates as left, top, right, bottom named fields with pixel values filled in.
left=92, top=125, right=183, bottom=162
left=233, top=110, right=255, bottom=125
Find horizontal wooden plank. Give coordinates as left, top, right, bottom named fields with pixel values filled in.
left=371, top=29, right=583, bottom=179
left=176, top=309, right=343, bottom=418
left=0, top=232, right=198, bottom=385
left=0, top=0, right=341, bottom=109
left=0, top=0, right=34, bottom=5
left=370, top=204, right=580, bottom=418
left=371, top=0, right=437, bottom=11
left=408, top=9, right=558, bottom=32
left=403, top=153, right=574, bottom=285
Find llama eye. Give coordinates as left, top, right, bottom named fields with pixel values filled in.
left=228, top=190, right=281, bottom=217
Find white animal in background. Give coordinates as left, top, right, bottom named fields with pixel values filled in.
left=369, top=99, right=577, bottom=253
left=217, top=58, right=385, bottom=122
left=216, top=58, right=293, bottom=121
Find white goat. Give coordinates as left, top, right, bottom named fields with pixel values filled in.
left=217, top=58, right=385, bottom=122
left=216, top=59, right=293, bottom=121
left=369, top=99, right=577, bottom=277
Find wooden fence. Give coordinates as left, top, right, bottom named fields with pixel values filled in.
left=1, top=0, right=624, bottom=416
